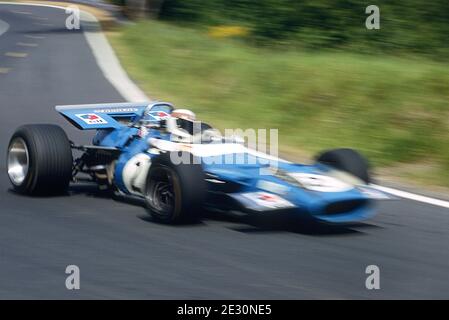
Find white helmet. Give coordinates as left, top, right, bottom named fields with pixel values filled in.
left=171, top=109, right=196, bottom=121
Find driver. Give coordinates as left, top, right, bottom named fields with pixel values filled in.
left=140, top=106, right=217, bottom=142
left=171, top=109, right=215, bottom=138
left=171, top=109, right=196, bottom=122
left=138, top=105, right=172, bottom=137
left=171, top=109, right=198, bottom=135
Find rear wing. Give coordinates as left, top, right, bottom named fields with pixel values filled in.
left=55, top=102, right=173, bottom=130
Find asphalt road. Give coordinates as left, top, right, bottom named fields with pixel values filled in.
left=0, top=3, right=448, bottom=299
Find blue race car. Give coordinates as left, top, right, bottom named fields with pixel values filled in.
left=6, top=102, right=389, bottom=224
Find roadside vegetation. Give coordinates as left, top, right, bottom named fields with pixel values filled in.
left=108, top=2, right=449, bottom=187
left=157, top=0, right=449, bottom=60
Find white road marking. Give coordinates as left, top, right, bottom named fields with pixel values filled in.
left=2, top=3, right=448, bottom=210
left=371, top=184, right=449, bottom=209
left=16, top=42, right=38, bottom=47
left=4, top=52, right=28, bottom=58
left=0, top=67, right=11, bottom=74
left=10, top=10, right=32, bottom=15
left=24, top=34, right=45, bottom=39
left=0, top=18, right=9, bottom=36
left=33, top=22, right=54, bottom=27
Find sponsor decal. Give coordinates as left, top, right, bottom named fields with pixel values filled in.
left=242, top=192, right=295, bottom=209
left=256, top=180, right=289, bottom=195
left=148, top=111, right=170, bottom=121
left=94, top=107, right=139, bottom=113
left=288, top=173, right=353, bottom=192
left=76, top=113, right=107, bottom=125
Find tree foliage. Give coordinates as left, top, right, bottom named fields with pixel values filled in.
left=158, top=0, right=449, bottom=57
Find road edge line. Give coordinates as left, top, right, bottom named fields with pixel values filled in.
left=370, top=184, right=449, bottom=209
left=80, top=10, right=149, bottom=102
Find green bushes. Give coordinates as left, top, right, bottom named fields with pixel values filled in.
left=157, top=0, right=449, bottom=59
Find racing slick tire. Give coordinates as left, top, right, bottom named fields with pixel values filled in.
left=145, top=151, right=206, bottom=224
left=7, top=124, right=73, bottom=195
left=315, top=148, right=371, bottom=183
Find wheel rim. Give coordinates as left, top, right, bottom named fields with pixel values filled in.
left=7, top=137, right=29, bottom=186
left=147, top=168, right=175, bottom=217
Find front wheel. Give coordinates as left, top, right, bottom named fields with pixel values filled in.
left=315, top=148, right=371, bottom=184
left=7, top=124, right=73, bottom=195
left=145, top=152, right=206, bottom=224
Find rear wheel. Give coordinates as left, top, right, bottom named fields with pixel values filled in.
left=7, top=124, right=73, bottom=195
left=315, top=148, right=371, bottom=183
left=145, top=152, right=206, bottom=224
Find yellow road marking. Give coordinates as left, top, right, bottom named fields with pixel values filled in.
left=4, top=52, right=28, bottom=58
left=0, top=68, right=11, bottom=74
left=24, top=35, right=45, bottom=40
left=16, top=42, right=38, bottom=47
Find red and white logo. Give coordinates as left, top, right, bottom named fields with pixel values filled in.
left=242, top=192, right=295, bottom=210
left=76, top=113, right=108, bottom=125
left=148, top=111, right=170, bottom=121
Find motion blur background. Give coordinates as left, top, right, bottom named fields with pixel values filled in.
left=0, top=0, right=448, bottom=299
left=109, top=0, right=449, bottom=189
